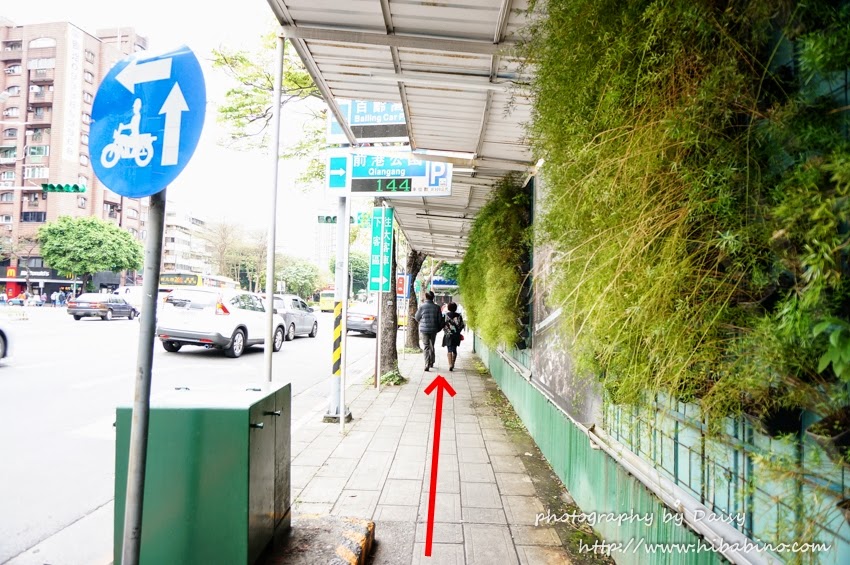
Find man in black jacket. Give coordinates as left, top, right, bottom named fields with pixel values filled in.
left=414, top=291, right=442, bottom=371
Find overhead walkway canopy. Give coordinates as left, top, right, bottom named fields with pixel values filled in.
left=265, top=0, right=535, bottom=261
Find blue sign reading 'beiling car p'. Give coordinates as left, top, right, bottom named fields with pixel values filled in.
left=90, top=46, right=206, bottom=198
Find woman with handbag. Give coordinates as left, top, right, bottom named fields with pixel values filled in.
left=442, top=302, right=465, bottom=371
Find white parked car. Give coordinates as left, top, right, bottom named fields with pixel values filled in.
left=155, top=288, right=286, bottom=358
left=0, top=322, right=11, bottom=363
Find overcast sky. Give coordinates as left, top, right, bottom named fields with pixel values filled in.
left=2, top=0, right=341, bottom=260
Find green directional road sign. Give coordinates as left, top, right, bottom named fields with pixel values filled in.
left=369, top=207, right=393, bottom=292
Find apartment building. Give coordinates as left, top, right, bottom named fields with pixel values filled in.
left=163, top=202, right=214, bottom=275
left=0, top=19, right=149, bottom=294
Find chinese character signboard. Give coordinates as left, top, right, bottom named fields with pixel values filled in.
left=369, top=207, right=394, bottom=292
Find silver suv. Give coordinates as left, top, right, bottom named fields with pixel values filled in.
left=271, top=294, right=318, bottom=341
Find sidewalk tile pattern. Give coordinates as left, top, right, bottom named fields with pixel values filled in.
left=289, top=346, right=580, bottom=564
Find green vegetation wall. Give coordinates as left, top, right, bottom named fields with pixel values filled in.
left=520, top=1, right=850, bottom=429
left=459, top=174, right=531, bottom=347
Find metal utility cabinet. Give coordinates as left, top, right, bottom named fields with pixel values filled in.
left=114, top=383, right=291, bottom=565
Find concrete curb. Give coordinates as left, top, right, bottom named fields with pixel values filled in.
left=264, top=514, right=375, bottom=565
left=328, top=518, right=375, bottom=565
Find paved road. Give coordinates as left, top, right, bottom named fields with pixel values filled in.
left=0, top=306, right=377, bottom=564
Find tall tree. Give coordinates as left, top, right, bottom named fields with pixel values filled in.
left=329, top=250, right=370, bottom=295
left=212, top=33, right=326, bottom=187
left=277, top=255, right=321, bottom=299
left=38, top=217, right=143, bottom=290
left=203, top=221, right=242, bottom=278
left=405, top=249, right=428, bottom=350
left=378, top=231, right=399, bottom=378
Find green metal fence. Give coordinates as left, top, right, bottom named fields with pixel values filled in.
left=476, top=335, right=850, bottom=565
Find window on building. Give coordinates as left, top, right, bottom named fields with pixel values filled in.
left=28, top=37, right=56, bottom=49
left=4, top=64, right=21, bottom=75
left=0, top=215, right=11, bottom=223
left=83, top=71, right=94, bottom=84
left=25, top=257, right=44, bottom=267
left=78, top=175, right=88, bottom=186
left=127, top=227, right=138, bottom=237
left=85, top=50, right=95, bottom=63
left=1, top=171, right=14, bottom=181
left=3, top=128, right=17, bottom=138
left=78, top=196, right=87, bottom=209
left=27, top=145, right=49, bottom=157
left=4, top=42, right=22, bottom=51
left=21, top=212, right=46, bottom=223
left=32, top=107, right=46, bottom=117
left=30, top=127, right=49, bottom=142
left=5, top=85, right=20, bottom=97
left=79, top=154, right=89, bottom=166
left=141, top=230, right=147, bottom=240
left=3, top=107, right=19, bottom=118
left=23, top=167, right=48, bottom=179
left=0, top=148, right=17, bottom=159
left=127, top=208, right=139, bottom=219
left=27, top=58, right=56, bottom=69
left=0, top=192, right=12, bottom=202
left=82, top=112, right=91, bottom=124
left=80, top=133, right=89, bottom=145
left=83, top=91, right=93, bottom=103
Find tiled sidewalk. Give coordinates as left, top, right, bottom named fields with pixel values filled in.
left=288, top=344, right=575, bottom=564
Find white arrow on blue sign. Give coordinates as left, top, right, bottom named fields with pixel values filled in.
left=326, top=151, right=452, bottom=197
left=90, top=45, right=206, bottom=198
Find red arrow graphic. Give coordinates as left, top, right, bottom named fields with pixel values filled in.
left=424, top=374, right=457, bottom=557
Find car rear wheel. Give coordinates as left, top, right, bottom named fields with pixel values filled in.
left=286, top=323, right=296, bottom=341
left=127, top=309, right=136, bottom=320
left=309, top=322, right=318, bottom=338
left=102, top=309, right=113, bottom=321
left=162, top=341, right=181, bottom=353
left=273, top=326, right=284, bottom=352
left=0, top=335, right=6, bottom=359
left=73, top=315, right=82, bottom=321
left=225, top=329, right=245, bottom=358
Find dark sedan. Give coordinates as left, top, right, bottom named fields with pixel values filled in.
left=67, top=293, right=137, bottom=321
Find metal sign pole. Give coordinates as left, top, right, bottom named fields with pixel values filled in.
left=121, top=188, right=167, bottom=565
left=375, top=205, right=386, bottom=391
left=263, top=33, right=285, bottom=382
left=327, top=196, right=347, bottom=423
left=340, top=195, right=353, bottom=433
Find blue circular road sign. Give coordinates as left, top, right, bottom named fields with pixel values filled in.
left=90, top=45, right=206, bottom=198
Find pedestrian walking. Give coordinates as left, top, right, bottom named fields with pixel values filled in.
left=414, top=290, right=442, bottom=371
left=50, top=291, right=58, bottom=307
left=441, top=302, right=465, bottom=371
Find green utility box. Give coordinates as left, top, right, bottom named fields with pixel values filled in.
left=114, top=383, right=291, bottom=565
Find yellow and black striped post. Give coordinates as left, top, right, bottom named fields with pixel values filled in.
left=333, top=301, right=343, bottom=377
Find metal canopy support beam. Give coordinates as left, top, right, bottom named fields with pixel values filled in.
left=368, top=72, right=512, bottom=92
left=281, top=26, right=511, bottom=55
left=408, top=152, right=531, bottom=172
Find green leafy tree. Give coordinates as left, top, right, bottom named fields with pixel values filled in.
left=38, top=217, right=143, bottom=289
left=277, top=256, right=321, bottom=299
left=212, top=32, right=326, bottom=187
left=438, top=263, right=460, bottom=282
left=329, top=251, right=369, bottom=294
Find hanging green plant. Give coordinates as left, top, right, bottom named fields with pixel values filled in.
left=518, top=0, right=850, bottom=422
left=459, top=173, right=531, bottom=347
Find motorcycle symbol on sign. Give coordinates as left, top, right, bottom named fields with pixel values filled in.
left=100, top=98, right=157, bottom=168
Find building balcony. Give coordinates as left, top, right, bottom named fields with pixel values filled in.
left=29, top=91, right=53, bottom=105
left=27, top=111, right=51, bottom=125
left=0, top=50, right=22, bottom=62
left=30, top=68, right=55, bottom=83
left=0, top=157, right=17, bottom=165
